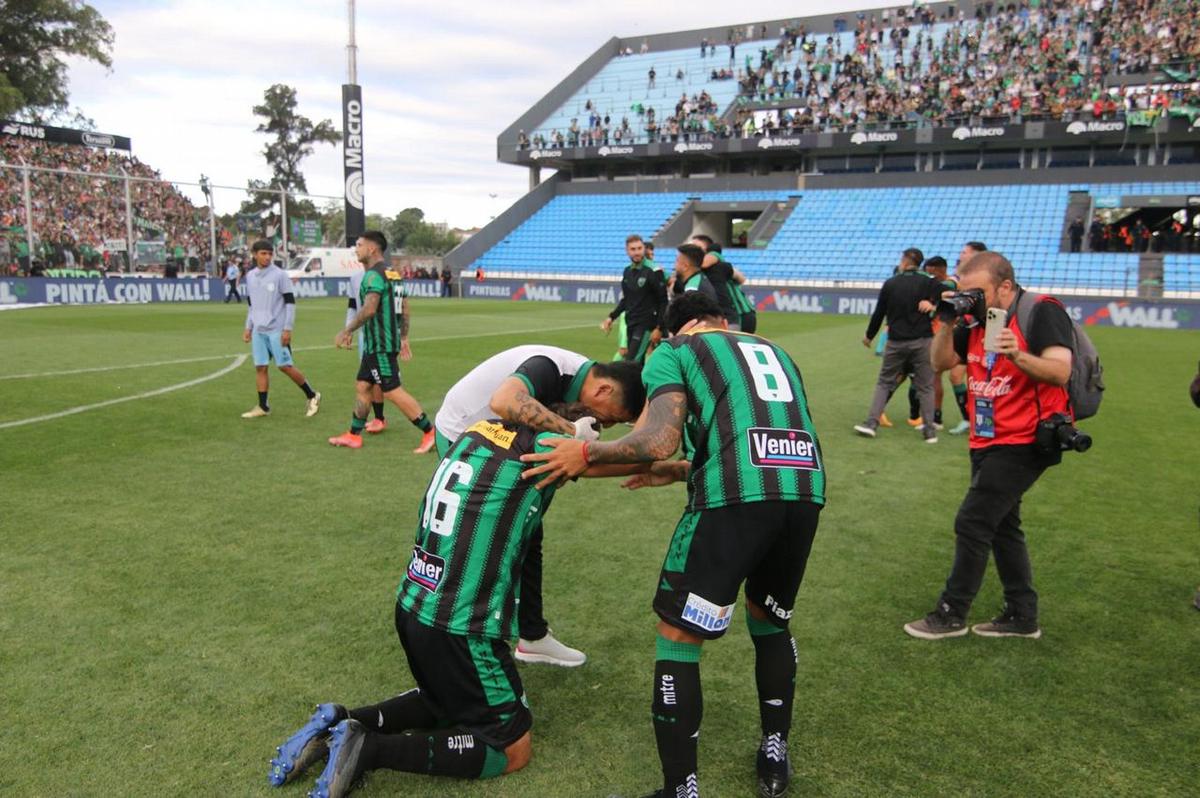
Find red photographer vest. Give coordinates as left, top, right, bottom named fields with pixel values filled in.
left=964, top=299, right=1071, bottom=449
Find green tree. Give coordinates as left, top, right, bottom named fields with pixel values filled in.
left=240, top=84, right=339, bottom=235
left=0, top=0, right=114, bottom=119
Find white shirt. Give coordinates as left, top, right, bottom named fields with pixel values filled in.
left=434, top=345, right=590, bottom=442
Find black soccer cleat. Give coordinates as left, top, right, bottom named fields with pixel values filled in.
left=757, top=734, right=791, bottom=797
left=308, top=719, right=369, bottom=798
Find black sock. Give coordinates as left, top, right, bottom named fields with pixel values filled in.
left=934, top=407, right=943, bottom=425
left=907, top=383, right=919, bottom=421
left=348, top=689, right=438, bottom=734
left=258, top=391, right=269, bottom=411
left=653, top=635, right=702, bottom=797
left=298, top=381, right=316, bottom=400
left=954, top=383, right=969, bottom=421
left=372, top=402, right=385, bottom=421
left=749, top=614, right=795, bottom=771
left=364, top=727, right=508, bottom=779
left=411, top=412, right=432, bottom=433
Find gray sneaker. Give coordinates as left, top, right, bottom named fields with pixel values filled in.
left=972, top=607, right=1042, bottom=639
left=903, top=606, right=967, bottom=640
left=853, top=422, right=878, bottom=438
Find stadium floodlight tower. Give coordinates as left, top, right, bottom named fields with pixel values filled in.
left=342, top=0, right=365, bottom=246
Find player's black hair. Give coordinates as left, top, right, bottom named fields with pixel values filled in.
left=592, top=360, right=647, bottom=419
left=676, top=243, right=705, bottom=270
left=360, top=230, right=388, bottom=253
left=965, top=241, right=988, bottom=253
left=902, top=247, right=924, bottom=267
left=709, top=242, right=723, bottom=254
left=924, top=255, right=948, bottom=272
left=665, top=292, right=724, bottom=334
left=691, top=234, right=714, bottom=250
left=251, top=239, right=273, bottom=253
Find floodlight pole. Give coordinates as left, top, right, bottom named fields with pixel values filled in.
left=122, top=167, right=135, bottom=272
left=342, top=0, right=365, bottom=245
left=19, top=159, right=34, bottom=268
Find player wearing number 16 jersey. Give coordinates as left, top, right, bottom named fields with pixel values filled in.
left=266, top=418, right=575, bottom=797
left=521, top=292, right=825, bottom=798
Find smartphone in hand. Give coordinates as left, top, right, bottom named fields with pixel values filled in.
left=984, top=308, right=1007, bottom=352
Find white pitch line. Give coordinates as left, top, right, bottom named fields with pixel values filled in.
left=0, top=323, right=595, bottom=381
left=0, top=355, right=248, bottom=430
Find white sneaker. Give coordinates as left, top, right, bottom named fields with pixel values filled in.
left=514, top=631, right=586, bottom=667
left=949, top=420, right=970, bottom=435
left=305, top=392, right=321, bottom=417
left=853, top=424, right=876, bottom=438
left=241, top=405, right=270, bottom=418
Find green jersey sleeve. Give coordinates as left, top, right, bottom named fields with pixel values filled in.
left=362, top=270, right=387, bottom=295
left=642, top=342, right=686, bottom=402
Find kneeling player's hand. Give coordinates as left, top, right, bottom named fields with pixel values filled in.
left=573, top=416, right=600, bottom=441
left=520, top=437, right=588, bottom=489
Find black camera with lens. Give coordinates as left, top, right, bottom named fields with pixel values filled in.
left=937, top=288, right=986, bottom=325
left=1036, top=413, right=1092, bottom=453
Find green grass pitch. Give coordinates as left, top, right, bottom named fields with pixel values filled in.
left=1, top=298, right=1197, bottom=797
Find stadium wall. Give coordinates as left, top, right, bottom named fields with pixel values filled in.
left=3, top=275, right=1194, bottom=329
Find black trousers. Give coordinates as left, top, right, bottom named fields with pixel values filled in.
left=939, top=444, right=1058, bottom=620
left=225, top=280, right=240, bottom=302
left=518, top=521, right=548, bottom=640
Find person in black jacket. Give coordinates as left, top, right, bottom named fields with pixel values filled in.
left=854, top=247, right=941, bottom=443
left=601, top=234, right=667, bottom=363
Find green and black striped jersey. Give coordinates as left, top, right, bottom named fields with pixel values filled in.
left=360, top=264, right=403, bottom=354
left=397, top=420, right=563, bottom=639
left=642, top=328, right=825, bottom=511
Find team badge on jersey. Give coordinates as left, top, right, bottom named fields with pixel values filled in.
left=407, top=546, right=446, bottom=592
left=682, top=592, right=735, bottom=633
left=746, top=427, right=820, bottom=470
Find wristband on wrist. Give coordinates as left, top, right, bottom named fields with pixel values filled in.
left=581, top=441, right=592, bottom=465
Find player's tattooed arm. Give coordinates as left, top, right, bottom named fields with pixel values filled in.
left=400, top=297, right=410, bottom=339
left=336, top=292, right=380, bottom=348
left=588, top=391, right=685, bottom=463
left=491, top=377, right=575, bottom=435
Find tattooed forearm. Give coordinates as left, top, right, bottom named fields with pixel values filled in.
left=400, top=298, right=410, bottom=338
left=346, top=292, right=380, bottom=333
left=506, top=391, right=575, bottom=434
left=589, top=392, right=685, bottom=463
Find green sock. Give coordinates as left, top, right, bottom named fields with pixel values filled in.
left=350, top=416, right=366, bottom=435
left=412, top=413, right=432, bottom=432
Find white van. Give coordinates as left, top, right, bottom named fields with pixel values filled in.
left=287, top=247, right=361, bottom=279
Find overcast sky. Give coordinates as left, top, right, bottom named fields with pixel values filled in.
left=66, top=0, right=890, bottom=228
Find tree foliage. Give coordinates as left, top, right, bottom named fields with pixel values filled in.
left=240, top=84, right=338, bottom=226
left=0, top=0, right=114, bottom=120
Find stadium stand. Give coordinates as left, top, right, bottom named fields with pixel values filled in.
left=471, top=181, right=1200, bottom=295
left=0, top=138, right=207, bottom=274
left=521, top=0, right=1200, bottom=145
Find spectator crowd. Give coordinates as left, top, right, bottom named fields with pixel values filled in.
left=1, top=138, right=209, bottom=275
left=519, top=0, right=1200, bottom=148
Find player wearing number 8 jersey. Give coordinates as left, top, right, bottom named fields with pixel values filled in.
left=267, top=417, right=577, bottom=797
left=521, top=292, right=825, bottom=798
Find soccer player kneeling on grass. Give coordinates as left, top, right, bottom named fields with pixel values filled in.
left=328, top=231, right=435, bottom=452
left=522, top=292, right=826, bottom=798
left=268, top=412, right=599, bottom=797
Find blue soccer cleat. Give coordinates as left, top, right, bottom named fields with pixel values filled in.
left=308, top=719, right=369, bottom=798
left=268, top=703, right=343, bottom=787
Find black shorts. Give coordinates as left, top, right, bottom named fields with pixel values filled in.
left=357, top=352, right=402, bottom=392
left=625, top=323, right=655, bottom=363
left=394, top=604, right=532, bottom=750
left=655, top=500, right=820, bottom=639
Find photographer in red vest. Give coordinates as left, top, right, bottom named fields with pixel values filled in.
left=904, top=252, right=1074, bottom=641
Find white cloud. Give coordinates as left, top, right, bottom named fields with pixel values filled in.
left=68, top=0, right=891, bottom=227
